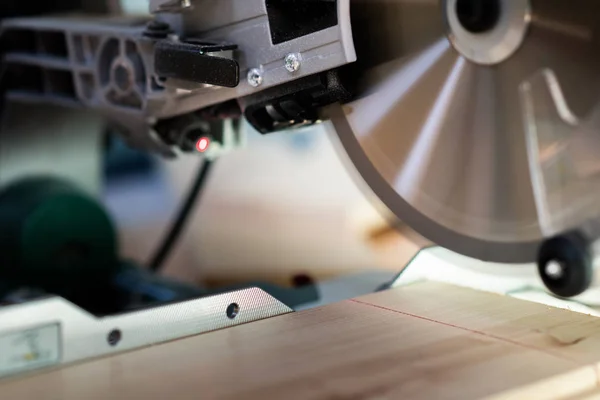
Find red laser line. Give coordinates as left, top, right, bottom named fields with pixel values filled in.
left=349, top=298, right=581, bottom=365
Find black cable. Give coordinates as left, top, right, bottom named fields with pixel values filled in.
left=149, top=160, right=214, bottom=271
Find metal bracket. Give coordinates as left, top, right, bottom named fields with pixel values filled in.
left=0, top=287, right=291, bottom=379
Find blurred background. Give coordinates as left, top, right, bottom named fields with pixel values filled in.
left=108, top=119, right=422, bottom=289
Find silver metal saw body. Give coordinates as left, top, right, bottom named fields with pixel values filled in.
left=331, top=0, right=600, bottom=263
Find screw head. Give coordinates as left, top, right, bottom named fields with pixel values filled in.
left=545, top=260, right=565, bottom=280
left=284, top=53, right=301, bottom=72
left=226, top=303, right=240, bottom=319
left=107, top=329, right=121, bottom=346
left=247, top=68, right=263, bottom=87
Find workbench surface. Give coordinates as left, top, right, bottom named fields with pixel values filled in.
left=4, top=282, right=600, bottom=399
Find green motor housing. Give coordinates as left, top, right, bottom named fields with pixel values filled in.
left=0, top=177, right=119, bottom=296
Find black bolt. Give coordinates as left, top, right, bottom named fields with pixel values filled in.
left=226, top=303, right=239, bottom=320
left=107, top=329, right=122, bottom=346
left=144, top=20, right=172, bottom=39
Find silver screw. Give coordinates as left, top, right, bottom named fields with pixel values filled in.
left=284, top=53, right=301, bottom=73
left=247, top=68, right=263, bottom=87
left=545, top=260, right=565, bottom=279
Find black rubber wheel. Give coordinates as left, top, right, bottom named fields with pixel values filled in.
left=537, top=232, right=593, bottom=298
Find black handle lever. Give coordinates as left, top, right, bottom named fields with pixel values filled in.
left=154, top=40, right=239, bottom=88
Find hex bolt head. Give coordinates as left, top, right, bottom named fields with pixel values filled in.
left=284, top=53, right=301, bottom=72
left=247, top=68, right=263, bottom=87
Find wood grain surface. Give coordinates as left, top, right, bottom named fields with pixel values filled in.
left=4, top=282, right=600, bottom=399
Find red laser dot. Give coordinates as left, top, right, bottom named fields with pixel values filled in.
left=196, top=137, right=210, bottom=153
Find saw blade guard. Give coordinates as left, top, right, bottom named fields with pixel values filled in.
left=523, top=69, right=600, bottom=240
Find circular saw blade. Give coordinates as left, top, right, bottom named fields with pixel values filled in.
left=331, top=0, right=600, bottom=263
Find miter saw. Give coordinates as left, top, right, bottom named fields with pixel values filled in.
left=1, top=0, right=600, bottom=379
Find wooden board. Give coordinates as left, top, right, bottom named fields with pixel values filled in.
left=4, top=282, right=600, bottom=399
